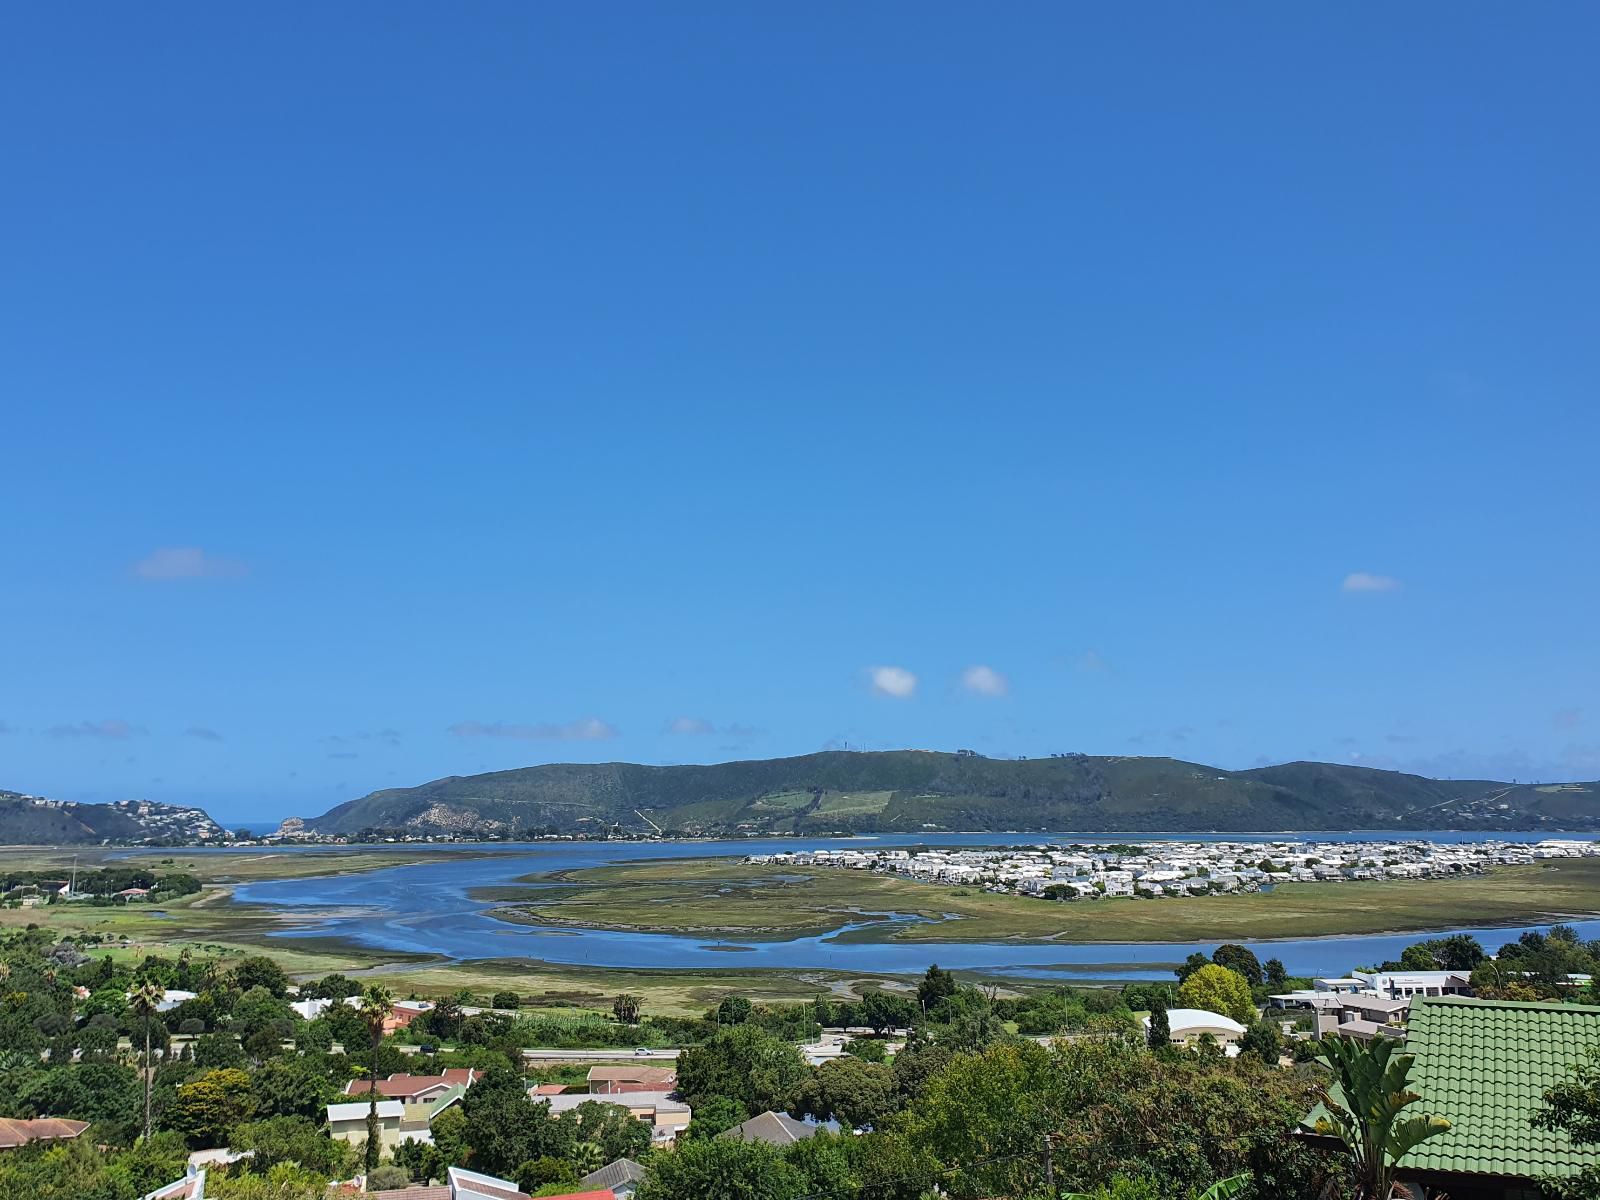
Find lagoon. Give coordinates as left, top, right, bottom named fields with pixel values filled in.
left=231, top=832, right=1599, bottom=981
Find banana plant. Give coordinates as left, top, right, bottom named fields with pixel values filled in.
left=1312, top=1035, right=1451, bottom=1199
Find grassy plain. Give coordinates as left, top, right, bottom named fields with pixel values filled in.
left=507, top=856, right=1600, bottom=944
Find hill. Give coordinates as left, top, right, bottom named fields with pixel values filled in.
left=290, top=750, right=1600, bottom=837
left=0, top=792, right=228, bottom=844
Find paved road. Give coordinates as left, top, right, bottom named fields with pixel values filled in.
left=519, top=1047, right=680, bottom=1062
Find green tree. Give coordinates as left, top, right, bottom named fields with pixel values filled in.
left=612, top=993, right=643, bottom=1024
left=231, top=1115, right=356, bottom=1175
left=129, top=977, right=165, bottom=1141
left=1175, top=965, right=1256, bottom=1026
left=357, top=984, right=394, bottom=1174
left=634, top=1134, right=805, bottom=1200
left=1264, top=958, right=1289, bottom=990
left=1210, top=945, right=1263, bottom=987
left=683, top=1094, right=746, bottom=1140
left=1311, top=1035, right=1450, bottom=1199
left=677, top=1024, right=808, bottom=1115
left=1239, top=1020, right=1282, bottom=1065
left=715, top=995, right=753, bottom=1025
left=172, top=1067, right=257, bottom=1147
left=794, top=1056, right=898, bottom=1130
left=1146, top=1000, right=1170, bottom=1051
left=917, top=964, right=957, bottom=1014
left=232, top=956, right=289, bottom=998
left=459, top=1063, right=567, bottom=1176
left=562, top=1097, right=652, bottom=1163
left=1533, top=1046, right=1600, bottom=1199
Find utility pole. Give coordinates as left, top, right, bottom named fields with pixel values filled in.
left=1041, top=1134, right=1054, bottom=1196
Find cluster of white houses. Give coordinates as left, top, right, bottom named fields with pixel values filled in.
left=747, top=838, right=1600, bottom=901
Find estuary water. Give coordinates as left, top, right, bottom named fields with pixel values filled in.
left=229, top=832, right=1600, bottom=981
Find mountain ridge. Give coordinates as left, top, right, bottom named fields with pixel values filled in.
left=289, top=750, right=1600, bottom=836
left=0, top=791, right=229, bottom=844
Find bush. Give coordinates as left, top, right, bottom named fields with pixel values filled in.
left=492, top=991, right=522, bottom=1010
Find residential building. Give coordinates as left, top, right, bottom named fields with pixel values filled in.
left=0, top=1117, right=90, bottom=1149
left=1145, top=1009, right=1247, bottom=1052
left=578, top=1157, right=646, bottom=1199
left=327, top=1099, right=405, bottom=1152
left=538, top=1090, right=690, bottom=1143
left=142, top=1169, right=206, bottom=1200
left=1352, top=970, right=1471, bottom=999
left=1303, top=996, right=1600, bottom=1199
left=585, top=1065, right=676, bottom=1094
left=718, top=1110, right=825, bottom=1146
left=345, top=1069, right=478, bottom=1103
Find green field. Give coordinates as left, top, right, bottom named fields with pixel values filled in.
left=506, top=855, right=1600, bottom=944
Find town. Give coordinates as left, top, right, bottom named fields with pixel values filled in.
left=747, top=837, right=1600, bottom=900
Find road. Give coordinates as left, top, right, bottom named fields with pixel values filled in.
left=519, top=1047, right=680, bottom=1062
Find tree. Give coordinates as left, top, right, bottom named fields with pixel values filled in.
left=861, top=990, right=918, bottom=1035
left=612, top=993, right=643, bottom=1024
left=459, top=1063, right=566, bottom=1176
left=1175, top=965, right=1256, bottom=1026
left=231, top=1116, right=355, bottom=1175
left=357, top=985, right=394, bottom=1174
left=794, top=1056, right=898, bottom=1130
left=562, top=1097, right=652, bottom=1163
left=1239, top=1020, right=1282, bottom=1065
left=172, top=1067, right=257, bottom=1147
left=1176, top=952, right=1212, bottom=984
left=1146, top=1001, right=1170, bottom=1051
left=715, top=995, right=753, bottom=1025
left=129, top=977, right=165, bottom=1141
left=918, top=964, right=957, bottom=1013
left=633, top=1134, right=805, bottom=1200
left=1210, top=945, right=1263, bottom=987
left=492, top=990, right=521, bottom=1010
left=233, top=956, right=289, bottom=998
left=231, top=986, right=293, bottom=1039
left=1311, top=1035, right=1450, bottom=1199
left=677, top=1024, right=809, bottom=1115
left=1264, top=958, right=1289, bottom=990
left=683, top=1095, right=746, bottom=1140
left=1533, top=1046, right=1600, bottom=1199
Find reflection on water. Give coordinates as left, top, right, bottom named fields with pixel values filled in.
left=232, top=832, right=1599, bottom=980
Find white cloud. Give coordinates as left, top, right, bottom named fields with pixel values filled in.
left=49, top=719, right=145, bottom=739
left=665, top=716, right=716, bottom=736
left=1342, top=572, right=1401, bottom=593
left=185, top=726, right=224, bottom=742
left=868, top=665, right=918, bottom=698
left=960, top=665, right=1009, bottom=697
left=134, top=547, right=248, bottom=581
left=447, top=717, right=619, bottom=741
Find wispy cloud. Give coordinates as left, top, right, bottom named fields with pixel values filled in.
left=867, top=665, right=918, bottom=699
left=322, top=729, right=403, bottom=747
left=49, top=719, right=146, bottom=739
left=1342, top=572, right=1401, bottom=593
left=664, top=716, right=716, bottom=736
left=448, top=717, right=619, bottom=741
left=185, top=726, right=224, bottom=742
left=960, top=665, right=1009, bottom=697
left=134, top=546, right=249, bottom=581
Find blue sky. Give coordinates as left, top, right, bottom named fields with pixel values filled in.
left=2, top=4, right=1596, bottom=825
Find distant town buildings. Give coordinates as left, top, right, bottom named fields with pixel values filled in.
left=746, top=838, right=1600, bottom=902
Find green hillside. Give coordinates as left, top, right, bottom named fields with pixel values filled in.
left=297, top=750, right=1600, bottom=836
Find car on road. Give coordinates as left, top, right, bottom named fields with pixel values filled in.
left=634, top=1047, right=652, bottom=1055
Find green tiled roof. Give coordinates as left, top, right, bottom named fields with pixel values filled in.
left=1384, top=996, right=1600, bottom=1180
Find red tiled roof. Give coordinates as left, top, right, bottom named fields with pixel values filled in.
left=0, top=1117, right=90, bottom=1149
left=365, top=1188, right=450, bottom=1199
left=345, top=1069, right=476, bottom=1099
left=531, top=1083, right=568, bottom=1095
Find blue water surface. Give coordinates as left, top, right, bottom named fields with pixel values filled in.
left=227, top=832, right=1600, bottom=981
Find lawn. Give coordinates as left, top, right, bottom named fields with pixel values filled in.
left=505, top=855, right=1600, bottom=944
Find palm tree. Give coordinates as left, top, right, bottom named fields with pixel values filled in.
left=129, top=979, right=165, bottom=1141
left=358, top=984, right=395, bottom=1174
left=1312, top=1035, right=1451, bottom=1199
